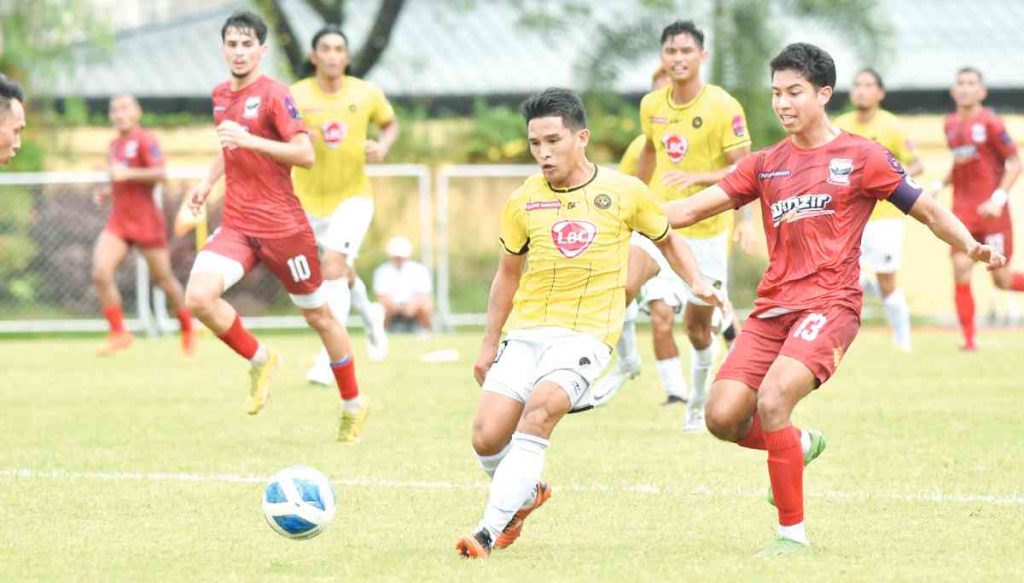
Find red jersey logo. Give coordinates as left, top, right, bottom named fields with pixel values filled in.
left=551, top=220, right=597, bottom=258
left=732, top=115, right=746, bottom=138
left=322, top=121, right=347, bottom=149
left=662, top=133, right=688, bottom=163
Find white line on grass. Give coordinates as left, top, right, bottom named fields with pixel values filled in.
left=2, top=467, right=1022, bottom=506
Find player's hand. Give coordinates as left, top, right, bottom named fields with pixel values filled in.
left=691, top=278, right=729, bottom=312
left=977, top=199, right=1003, bottom=220
left=473, top=343, right=498, bottom=387
left=733, top=220, right=757, bottom=254
left=216, top=121, right=252, bottom=150
left=187, top=182, right=212, bottom=217
left=93, top=190, right=110, bottom=205
left=661, top=171, right=702, bottom=192
left=364, top=140, right=389, bottom=163
left=109, top=165, right=130, bottom=183
left=968, top=243, right=1007, bottom=271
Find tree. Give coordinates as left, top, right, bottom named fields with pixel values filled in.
left=0, top=0, right=112, bottom=85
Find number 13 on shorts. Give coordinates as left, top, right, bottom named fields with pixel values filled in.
left=793, top=313, right=828, bottom=341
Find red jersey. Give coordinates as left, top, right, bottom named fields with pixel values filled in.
left=212, top=75, right=309, bottom=238
left=944, top=108, right=1017, bottom=231
left=719, top=132, right=920, bottom=317
left=108, top=127, right=165, bottom=234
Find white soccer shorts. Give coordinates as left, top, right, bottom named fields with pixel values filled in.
left=306, top=195, right=375, bottom=263
left=860, top=218, right=904, bottom=274
left=635, top=231, right=729, bottom=310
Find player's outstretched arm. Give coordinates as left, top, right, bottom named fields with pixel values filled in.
left=656, top=231, right=725, bottom=309
left=110, top=165, right=166, bottom=184
left=473, top=252, right=525, bottom=386
left=663, top=184, right=736, bottom=229
left=908, top=192, right=1006, bottom=270
left=216, top=121, right=315, bottom=168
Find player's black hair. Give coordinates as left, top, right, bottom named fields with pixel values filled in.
left=0, top=74, right=25, bottom=118
left=311, top=25, right=348, bottom=51
left=857, top=67, right=884, bottom=91
left=221, top=10, right=268, bottom=44
left=519, top=88, right=588, bottom=131
left=956, top=66, right=984, bottom=83
left=660, top=20, right=705, bottom=48
left=770, top=43, right=836, bottom=90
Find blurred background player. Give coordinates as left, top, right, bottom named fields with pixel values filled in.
left=184, top=11, right=367, bottom=442
left=291, top=24, right=398, bottom=381
left=372, top=236, right=433, bottom=333
left=456, top=88, right=716, bottom=559
left=834, top=69, right=923, bottom=352
left=91, top=94, right=195, bottom=356
left=665, top=42, right=1004, bottom=557
left=0, top=73, right=25, bottom=166
left=931, top=67, right=1022, bottom=351
left=630, top=20, right=752, bottom=430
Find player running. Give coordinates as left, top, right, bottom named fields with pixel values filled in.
left=291, top=24, right=398, bottom=380
left=834, top=69, right=923, bottom=352
left=0, top=74, right=25, bottom=167
left=92, top=95, right=196, bottom=356
left=455, top=88, right=720, bottom=559
left=184, top=11, right=367, bottom=442
left=664, top=44, right=1004, bottom=556
left=931, top=67, right=1022, bottom=351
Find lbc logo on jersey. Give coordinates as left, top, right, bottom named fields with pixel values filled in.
left=662, top=133, right=688, bottom=163
left=551, top=220, right=597, bottom=258
left=322, top=121, right=347, bottom=149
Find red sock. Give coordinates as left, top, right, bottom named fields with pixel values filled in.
left=217, top=315, right=259, bottom=360
left=331, top=356, right=359, bottom=400
left=764, top=426, right=804, bottom=526
left=102, top=305, right=125, bottom=334
left=1010, top=273, right=1024, bottom=292
left=737, top=414, right=767, bottom=450
left=177, top=308, right=193, bottom=334
left=954, top=283, right=975, bottom=345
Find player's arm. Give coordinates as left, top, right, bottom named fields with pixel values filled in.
left=976, top=152, right=1020, bottom=219
left=655, top=231, right=724, bottom=309
left=187, top=152, right=224, bottom=216
left=110, top=165, right=165, bottom=183
left=473, top=252, right=525, bottom=386
left=216, top=122, right=314, bottom=168
left=636, top=138, right=656, bottom=184
left=663, top=184, right=737, bottom=229
left=365, top=117, right=399, bottom=163
left=908, top=192, right=1005, bottom=270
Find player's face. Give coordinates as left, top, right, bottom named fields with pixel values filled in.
left=0, top=99, right=26, bottom=166
left=108, top=96, right=140, bottom=133
left=850, top=72, right=883, bottom=111
left=222, top=27, right=268, bottom=79
left=659, top=33, right=706, bottom=84
left=771, top=69, right=832, bottom=134
left=311, top=33, right=349, bottom=80
left=951, top=71, right=986, bottom=108
left=527, top=116, right=589, bottom=186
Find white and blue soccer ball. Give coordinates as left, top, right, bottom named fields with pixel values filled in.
left=261, top=466, right=337, bottom=540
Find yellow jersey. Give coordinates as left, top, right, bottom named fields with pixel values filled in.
left=499, top=166, right=670, bottom=346
left=640, top=83, right=750, bottom=238
left=290, top=76, right=396, bottom=217
left=833, top=109, right=917, bottom=220
left=619, top=134, right=646, bottom=177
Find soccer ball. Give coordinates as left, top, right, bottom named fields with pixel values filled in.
left=261, top=466, right=337, bottom=540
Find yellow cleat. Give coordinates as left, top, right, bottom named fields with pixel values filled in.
left=336, top=400, right=369, bottom=443
left=246, top=351, right=278, bottom=415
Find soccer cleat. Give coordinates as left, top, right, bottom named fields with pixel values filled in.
left=661, top=394, right=687, bottom=406
left=96, top=332, right=133, bottom=356
left=337, top=400, right=369, bottom=443
left=246, top=351, right=278, bottom=415
left=682, top=404, right=705, bottom=433
left=494, top=480, right=552, bottom=549
left=365, top=302, right=388, bottom=362
left=768, top=429, right=827, bottom=506
left=755, top=536, right=810, bottom=558
left=455, top=529, right=492, bottom=559
left=180, top=330, right=198, bottom=356
left=960, top=340, right=978, bottom=352
left=591, top=358, right=640, bottom=407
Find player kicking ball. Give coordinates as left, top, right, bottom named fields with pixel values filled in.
left=664, top=43, right=1004, bottom=556
left=184, top=11, right=367, bottom=442
left=455, top=88, right=720, bottom=559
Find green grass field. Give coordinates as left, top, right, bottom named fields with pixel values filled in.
left=1, top=327, right=1022, bottom=581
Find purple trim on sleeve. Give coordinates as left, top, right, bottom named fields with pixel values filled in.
left=888, top=176, right=923, bottom=214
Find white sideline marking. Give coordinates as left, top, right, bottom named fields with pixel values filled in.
left=1, top=467, right=1022, bottom=506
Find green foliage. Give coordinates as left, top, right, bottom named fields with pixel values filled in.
left=2, top=138, right=46, bottom=172
left=464, top=98, right=530, bottom=163
left=0, top=187, right=39, bottom=304
left=0, top=0, right=113, bottom=85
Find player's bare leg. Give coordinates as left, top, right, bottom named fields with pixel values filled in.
left=876, top=271, right=911, bottom=352
left=951, top=252, right=977, bottom=350
left=141, top=247, right=196, bottom=355
left=682, top=302, right=715, bottom=431
left=302, top=303, right=366, bottom=442
left=186, top=271, right=276, bottom=415
left=990, top=264, right=1024, bottom=293
left=92, top=231, right=133, bottom=355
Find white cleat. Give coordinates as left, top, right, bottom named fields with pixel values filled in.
left=592, top=357, right=641, bottom=407
left=365, top=302, right=388, bottom=362
left=682, top=404, right=706, bottom=433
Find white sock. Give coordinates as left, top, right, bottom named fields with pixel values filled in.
left=883, top=288, right=912, bottom=350
left=689, top=344, right=714, bottom=407
left=324, top=278, right=351, bottom=326
left=249, top=344, right=268, bottom=366
left=655, top=357, right=686, bottom=399
left=778, top=522, right=808, bottom=545
left=479, top=432, right=548, bottom=541
left=617, top=317, right=639, bottom=368
left=342, top=396, right=364, bottom=412
left=476, top=442, right=511, bottom=480
left=351, top=276, right=373, bottom=324
left=800, top=429, right=811, bottom=455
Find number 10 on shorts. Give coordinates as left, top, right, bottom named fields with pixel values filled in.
left=793, top=313, right=827, bottom=341
left=287, top=255, right=312, bottom=282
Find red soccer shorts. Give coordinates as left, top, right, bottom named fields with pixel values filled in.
left=104, top=212, right=167, bottom=249
left=717, top=304, right=861, bottom=388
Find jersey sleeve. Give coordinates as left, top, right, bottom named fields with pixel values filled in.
left=270, top=86, right=308, bottom=142
left=499, top=195, right=529, bottom=255
left=717, top=153, right=760, bottom=208
left=369, top=84, right=396, bottom=126
left=627, top=183, right=670, bottom=243
left=719, top=95, right=752, bottom=152
left=863, top=143, right=923, bottom=213
left=988, top=114, right=1018, bottom=161
left=138, top=132, right=164, bottom=168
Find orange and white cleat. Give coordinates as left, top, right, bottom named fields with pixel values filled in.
left=494, top=480, right=551, bottom=549
left=96, top=332, right=133, bottom=356
left=181, top=330, right=198, bottom=356
left=455, top=529, right=492, bottom=559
